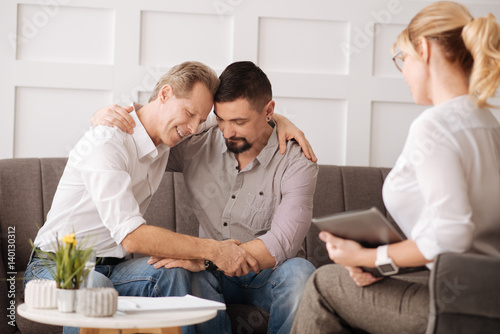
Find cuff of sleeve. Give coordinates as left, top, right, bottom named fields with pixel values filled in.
left=258, top=233, right=285, bottom=268
left=111, top=216, right=146, bottom=245
left=413, top=234, right=440, bottom=261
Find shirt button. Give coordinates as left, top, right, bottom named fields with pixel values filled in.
left=223, top=222, right=228, bottom=226
left=259, top=191, right=264, bottom=196
left=231, top=195, right=236, bottom=199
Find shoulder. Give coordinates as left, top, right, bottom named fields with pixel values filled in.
left=413, top=96, right=499, bottom=134
left=84, top=125, right=128, bottom=143
left=281, top=139, right=318, bottom=176
left=68, top=126, right=131, bottom=167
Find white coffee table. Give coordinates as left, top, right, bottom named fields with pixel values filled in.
left=18, top=299, right=217, bottom=334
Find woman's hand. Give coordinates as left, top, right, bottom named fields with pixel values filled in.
left=91, top=104, right=136, bottom=134
left=319, top=231, right=373, bottom=267
left=273, top=114, right=317, bottom=162
left=148, top=256, right=204, bottom=272
left=344, top=266, right=383, bottom=287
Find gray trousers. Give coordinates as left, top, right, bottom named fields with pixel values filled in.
left=291, top=264, right=429, bottom=334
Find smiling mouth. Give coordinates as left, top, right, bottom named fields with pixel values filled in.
left=176, top=127, right=185, bottom=138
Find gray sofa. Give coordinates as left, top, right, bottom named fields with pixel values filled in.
left=1, top=158, right=499, bottom=334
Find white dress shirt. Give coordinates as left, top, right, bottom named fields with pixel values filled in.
left=35, top=110, right=217, bottom=258
left=383, top=95, right=500, bottom=263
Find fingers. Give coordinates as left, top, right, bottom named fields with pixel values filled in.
left=245, top=253, right=260, bottom=274
left=225, top=239, right=242, bottom=246
left=112, top=105, right=135, bottom=134
left=319, top=231, right=340, bottom=244
left=344, top=266, right=381, bottom=287
left=278, top=131, right=287, bottom=155
left=147, top=256, right=161, bottom=265
left=92, top=104, right=136, bottom=134
left=152, top=258, right=176, bottom=269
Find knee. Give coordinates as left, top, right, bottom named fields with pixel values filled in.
left=280, top=258, right=316, bottom=284
left=271, top=258, right=316, bottom=294
left=90, top=271, right=114, bottom=288
left=157, top=267, right=192, bottom=283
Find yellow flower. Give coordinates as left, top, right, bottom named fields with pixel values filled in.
left=30, top=233, right=94, bottom=289
left=61, top=233, right=77, bottom=246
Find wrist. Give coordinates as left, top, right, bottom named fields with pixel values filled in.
left=359, top=248, right=377, bottom=267
left=201, top=238, right=219, bottom=262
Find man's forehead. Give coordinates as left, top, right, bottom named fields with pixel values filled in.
left=214, top=99, right=258, bottom=118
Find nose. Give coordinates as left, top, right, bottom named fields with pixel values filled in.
left=187, top=118, right=199, bottom=135
left=221, top=122, right=235, bottom=139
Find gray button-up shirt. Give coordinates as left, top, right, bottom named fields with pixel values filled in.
left=167, top=126, right=318, bottom=266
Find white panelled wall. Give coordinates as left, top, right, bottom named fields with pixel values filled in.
left=1, top=0, right=500, bottom=166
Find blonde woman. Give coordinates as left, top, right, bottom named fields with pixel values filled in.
left=291, top=2, right=500, bottom=333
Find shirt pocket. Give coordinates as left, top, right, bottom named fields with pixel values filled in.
left=242, top=193, right=276, bottom=231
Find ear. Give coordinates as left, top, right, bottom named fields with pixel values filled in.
left=158, top=85, right=172, bottom=103
left=264, top=100, right=275, bottom=119
left=418, top=36, right=430, bottom=64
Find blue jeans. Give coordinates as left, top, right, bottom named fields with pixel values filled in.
left=24, top=255, right=194, bottom=334
left=192, top=257, right=315, bottom=334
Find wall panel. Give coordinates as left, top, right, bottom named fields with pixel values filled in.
left=1, top=0, right=499, bottom=165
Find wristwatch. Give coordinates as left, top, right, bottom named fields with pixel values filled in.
left=204, top=260, right=218, bottom=271
left=375, top=245, right=399, bottom=276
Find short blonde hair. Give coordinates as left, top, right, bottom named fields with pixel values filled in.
left=149, top=61, right=219, bottom=102
left=393, top=1, right=500, bottom=108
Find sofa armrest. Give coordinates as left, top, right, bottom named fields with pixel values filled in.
left=427, top=252, right=500, bottom=334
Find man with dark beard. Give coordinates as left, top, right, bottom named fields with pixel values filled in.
left=153, top=61, right=318, bottom=333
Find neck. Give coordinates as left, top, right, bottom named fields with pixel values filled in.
left=429, top=62, right=469, bottom=106
left=235, top=124, right=274, bottom=170
left=135, top=102, right=161, bottom=146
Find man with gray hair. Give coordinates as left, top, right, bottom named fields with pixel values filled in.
left=25, top=61, right=258, bottom=334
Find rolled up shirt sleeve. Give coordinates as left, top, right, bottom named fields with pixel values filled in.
left=71, top=133, right=146, bottom=245
left=258, top=159, right=318, bottom=267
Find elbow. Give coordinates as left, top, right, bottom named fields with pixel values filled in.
left=121, top=233, right=140, bottom=254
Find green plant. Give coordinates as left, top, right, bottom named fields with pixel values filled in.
left=32, top=233, right=94, bottom=289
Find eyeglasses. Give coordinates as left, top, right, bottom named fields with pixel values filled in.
left=392, top=51, right=405, bottom=72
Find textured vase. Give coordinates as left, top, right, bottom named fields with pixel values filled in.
left=24, top=279, right=57, bottom=309
left=56, top=288, right=77, bottom=313
left=77, top=288, right=118, bottom=317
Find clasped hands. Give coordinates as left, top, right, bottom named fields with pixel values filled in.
left=319, top=231, right=383, bottom=287
left=148, top=239, right=260, bottom=277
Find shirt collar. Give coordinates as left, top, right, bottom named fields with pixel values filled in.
left=256, top=126, right=279, bottom=168
left=130, top=106, right=167, bottom=159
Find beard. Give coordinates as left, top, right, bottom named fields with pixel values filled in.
left=225, top=137, right=252, bottom=154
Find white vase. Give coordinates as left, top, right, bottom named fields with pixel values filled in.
left=56, top=288, right=77, bottom=313
left=24, top=279, right=57, bottom=309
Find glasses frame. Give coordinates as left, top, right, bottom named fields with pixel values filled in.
left=392, top=50, right=405, bottom=72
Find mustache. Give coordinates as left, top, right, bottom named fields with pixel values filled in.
left=227, top=137, right=246, bottom=141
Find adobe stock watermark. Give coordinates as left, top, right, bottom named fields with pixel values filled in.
left=340, top=0, right=406, bottom=60
left=7, top=0, right=72, bottom=52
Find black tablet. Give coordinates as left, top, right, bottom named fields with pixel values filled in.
left=312, top=207, right=405, bottom=248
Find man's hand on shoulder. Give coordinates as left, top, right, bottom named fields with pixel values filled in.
left=91, top=104, right=136, bottom=134
left=273, top=113, right=317, bottom=162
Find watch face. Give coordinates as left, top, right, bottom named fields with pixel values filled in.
left=379, top=263, right=396, bottom=272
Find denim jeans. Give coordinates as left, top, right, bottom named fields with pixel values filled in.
left=192, top=257, right=315, bottom=334
left=24, top=255, right=194, bottom=334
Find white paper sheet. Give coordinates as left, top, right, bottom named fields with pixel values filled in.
left=117, top=295, right=226, bottom=313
